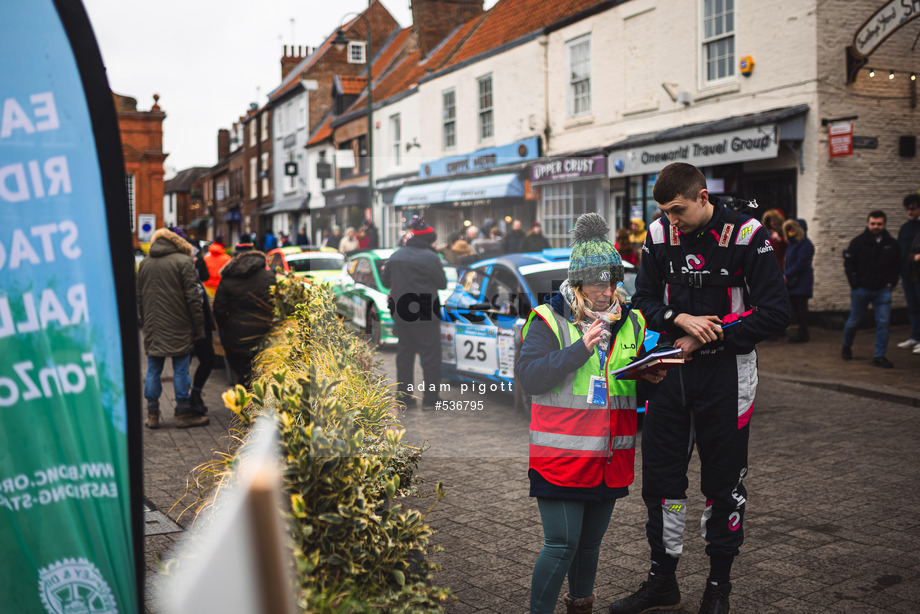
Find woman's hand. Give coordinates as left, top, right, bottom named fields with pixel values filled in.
left=641, top=368, right=667, bottom=383
left=582, top=317, right=606, bottom=351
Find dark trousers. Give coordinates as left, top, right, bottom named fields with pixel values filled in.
left=226, top=351, right=255, bottom=387
left=394, top=320, right=442, bottom=402
left=789, top=295, right=810, bottom=333
left=192, top=333, right=214, bottom=390
left=641, top=350, right=754, bottom=569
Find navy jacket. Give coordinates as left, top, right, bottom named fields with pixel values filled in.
left=784, top=220, right=814, bottom=298
left=844, top=229, right=900, bottom=290
left=898, top=218, right=920, bottom=277
left=381, top=236, right=447, bottom=324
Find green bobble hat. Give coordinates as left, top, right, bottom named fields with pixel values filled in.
left=568, top=213, right=624, bottom=286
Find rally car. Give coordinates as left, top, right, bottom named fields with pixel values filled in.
left=266, top=246, right=344, bottom=284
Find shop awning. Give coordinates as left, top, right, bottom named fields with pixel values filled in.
left=322, top=182, right=368, bottom=208
left=393, top=173, right=524, bottom=207
left=263, top=194, right=309, bottom=214
left=188, top=216, right=210, bottom=231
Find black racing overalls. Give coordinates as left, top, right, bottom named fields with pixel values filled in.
left=632, top=206, right=789, bottom=567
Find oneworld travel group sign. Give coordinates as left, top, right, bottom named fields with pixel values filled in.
left=609, top=125, right=779, bottom=176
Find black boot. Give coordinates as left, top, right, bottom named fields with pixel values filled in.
left=191, top=388, right=208, bottom=413
left=608, top=572, right=681, bottom=613
left=698, top=579, right=731, bottom=614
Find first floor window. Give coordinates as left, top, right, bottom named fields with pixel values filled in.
left=567, top=36, right=591, bottom=117
left=541, top=182, right=597, bottom=246
left=478, top=75, right=493, bottom=141
left=390, top=114, right=401, bottom=168
left=703, top=0, right=735, bottom=82
left=249, top=157, right=258, bottom=199
left=442, top=89, right=456, bottom=150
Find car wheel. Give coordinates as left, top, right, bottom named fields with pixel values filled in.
left=366, top=304, right=381, bottom=347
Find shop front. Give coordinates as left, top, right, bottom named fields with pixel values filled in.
left=319, top=182, right=369, bottom=243
left=606, top=105, right=809, bottom=227
left=389, top=137, right=541, bottom=244
left=529, top=154, right=609, bottom=246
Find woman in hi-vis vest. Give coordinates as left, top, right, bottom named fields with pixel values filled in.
left=515, top=214, right=664, bottom=614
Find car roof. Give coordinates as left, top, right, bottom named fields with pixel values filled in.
left=347, top=248, right=394, bottom=261
left=285, top=251, right=344, bottom=261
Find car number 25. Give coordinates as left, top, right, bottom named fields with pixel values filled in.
left=454, top=324, right=498, bottom=375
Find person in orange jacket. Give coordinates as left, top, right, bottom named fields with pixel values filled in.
left=203, top=234, right=231, bottom=297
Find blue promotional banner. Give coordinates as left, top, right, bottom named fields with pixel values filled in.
left=0, top=2, right=142, bottom=613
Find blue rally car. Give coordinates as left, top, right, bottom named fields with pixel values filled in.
left=438, top=248, right=658, bottom=410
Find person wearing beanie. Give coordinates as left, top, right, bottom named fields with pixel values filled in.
left=783, top=218, right=814, bottom=343
left=381, top=216, right=447, bottom=410
left=234, top=233, right=255, bottom=253
left=515, top=213, right=659, bottom=614
left=615, top=162, right=789, bottom=614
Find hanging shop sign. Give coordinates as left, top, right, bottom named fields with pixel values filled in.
left=529, top=156, right=606, bottom=184
left=608, top=125, right=778, bottom=176
left=845, top=0, right=920, bottom=82
left=420, top=137, right=540, bottom=178
left=1, top=2, right=143, bottom=612
left=828, top=121, right=854, bottom=158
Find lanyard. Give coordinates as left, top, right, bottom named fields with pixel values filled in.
left=597, top=347, right=608, bottom=370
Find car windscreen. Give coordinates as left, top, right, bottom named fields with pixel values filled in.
left=522, top=268, right=569, bottom=306
left=287, top=256, right=343, bottom=272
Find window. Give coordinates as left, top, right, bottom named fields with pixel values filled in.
left=541, top=182, right=597, bottom=246
left=390, top=114, right=401, bottom=168
left=249, top=157, right=258, bottom=199
left=125, top=174, right=135, bottom=231
left=442, top=89, right=456, bottom=150
left=249, top=121, right=257, bottom=147
left=285, top=152, right=296, bottom=193
left=261, top=112, right=269, bottom=142
left=260, top=152, right=270, bottom=195
left=702, top=0, right=735, bottom=82
left=278, top=104, right=286, bottom=135
left=347, top=41, right=367, bottom=64
left=478, top=75, right=493, bottom=141
left=567, top=36, right=591, bottom=117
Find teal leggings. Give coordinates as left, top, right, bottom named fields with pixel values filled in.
left=530, top=497, right=617, bottom=614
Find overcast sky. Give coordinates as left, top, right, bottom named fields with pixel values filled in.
left=81, top=0, right=492, bottom=175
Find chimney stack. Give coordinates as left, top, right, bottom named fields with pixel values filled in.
left=217, top=128, right=230, bottom=161
left=412, top=0, right=484, bottom=58
left=281, top=44, right=307, bottom=80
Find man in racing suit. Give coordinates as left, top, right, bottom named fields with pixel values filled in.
left=608, top=163, right=789, bottom=614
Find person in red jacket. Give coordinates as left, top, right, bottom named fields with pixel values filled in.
left=203, top=235, right=231, bottom=297
left=515, top=213, right=661, bottom=614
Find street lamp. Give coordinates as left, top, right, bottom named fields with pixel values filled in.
left=333, top=15, right=374, bottom=223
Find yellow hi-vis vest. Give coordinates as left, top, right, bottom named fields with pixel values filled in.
left=522, top=303, right=645, bottom=488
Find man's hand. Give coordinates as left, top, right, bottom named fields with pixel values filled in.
left=673, top=335, right=704, bottom=361
left=675, top=313, right=724, bottom=345
left=582, top=317, right=606, bottom=351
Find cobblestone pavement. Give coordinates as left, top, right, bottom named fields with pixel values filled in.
left=142, top=324, right=920, bottom=613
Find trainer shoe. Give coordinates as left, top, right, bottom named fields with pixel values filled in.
left=896, top=338, right=919, bottom=349
left=841, top=345, right=853, bottom=360
left=608, top=572, right=682, bottom=613
left=913, top=345, right=920, bottom=355
left=873, top=356, right=894, bottom=369
left=698, top=579, right=731, bottom=614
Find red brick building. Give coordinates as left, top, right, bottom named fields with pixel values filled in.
left=113, top=92, right=167, bottom=249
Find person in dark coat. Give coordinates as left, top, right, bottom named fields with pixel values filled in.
left=137, top=227, right=208, bottom=429
left=504, top=219, right=526, bottom=253
left=782, top=218, right=814, bottom=343
left=296, top=228, right=310, bottom=246
left=234, top=232, right=255, bottom=253
left=213, top=251, right=276, bottom=386
left=895, top=194, right=920, bottom=352
left=381, top=216, right=447, bottom=409
left=842, top=210, right=901, bottom=367
left=521, top=221, right=551, bottom=252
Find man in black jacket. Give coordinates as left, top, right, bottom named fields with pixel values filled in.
left=381, top=217, right=447, bottom=409
left=842, top=210, right=901, bottom=367
left=610, top=163, right=789, bottom=614
left=213, top=250, right=275, bottom=386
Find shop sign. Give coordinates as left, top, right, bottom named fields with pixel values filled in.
left=420, top=137, right=539, bottom=178
left=851, top=0, right=920, bottom=58
left=828, top=121, right=854, bottom=158
left=609, top=125, right=778, bottom=176
left=530, top=155, right=606, bottom=184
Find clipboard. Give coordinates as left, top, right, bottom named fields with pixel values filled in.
left=611, top=347, right=684, bottom=380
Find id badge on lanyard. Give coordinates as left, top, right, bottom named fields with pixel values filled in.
left=588, top=375, right=607, bottom=405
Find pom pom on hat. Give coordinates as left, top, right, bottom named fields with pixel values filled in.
left=568, top=213, right=623, bottom=286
